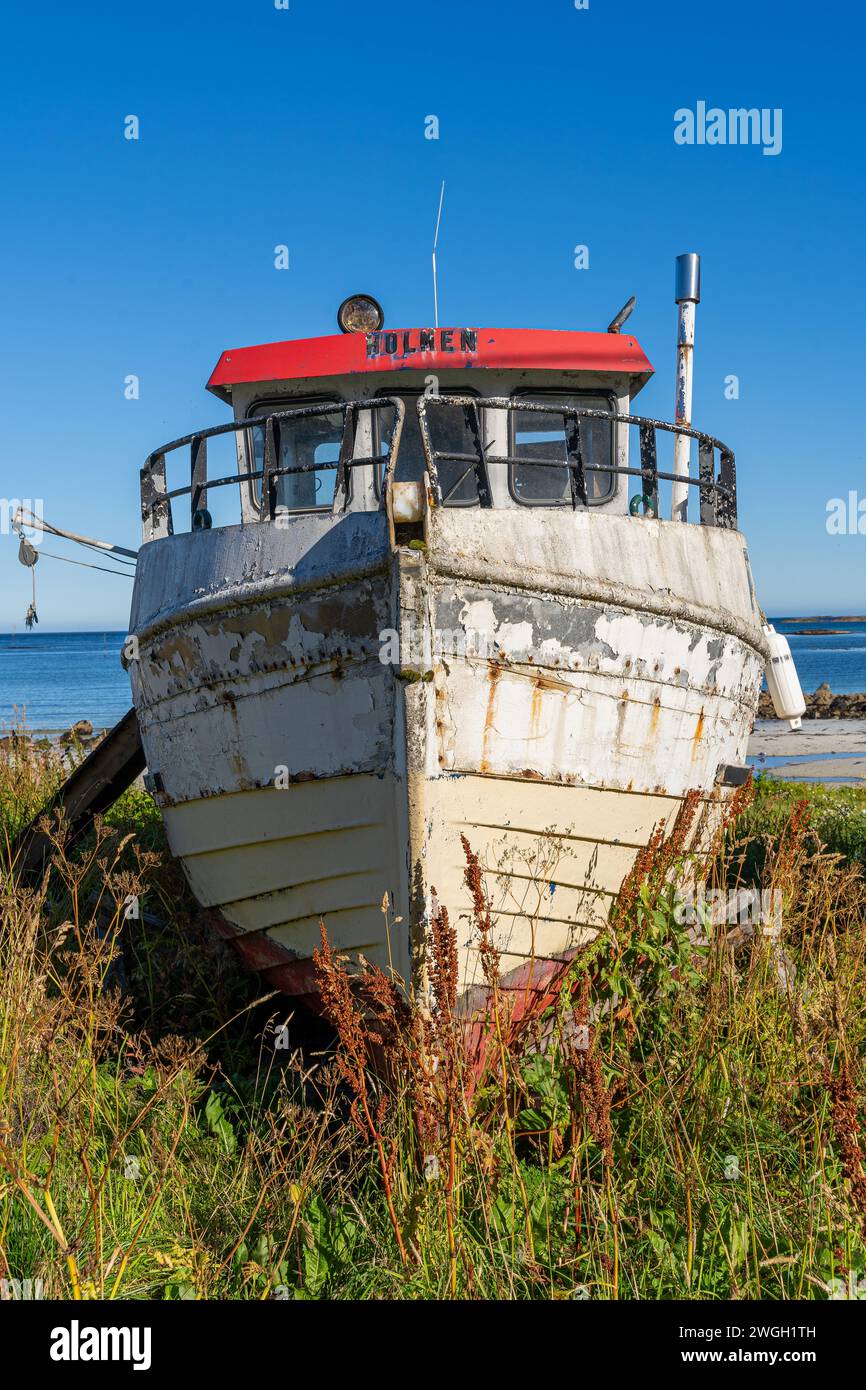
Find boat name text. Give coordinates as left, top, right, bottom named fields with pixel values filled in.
left=366, top=328, right=478, bottom=360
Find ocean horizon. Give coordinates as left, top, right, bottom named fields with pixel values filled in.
left=0, top=630, right=130, bottom=733
left=1, top=617, right=865, bottom=733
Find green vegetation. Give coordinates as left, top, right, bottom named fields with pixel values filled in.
left=1, top=741, right=865, bottom=1300
left=745, top=774, right=866, bottom=863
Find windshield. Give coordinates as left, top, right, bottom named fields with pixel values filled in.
left=510, top=394, right=614, bottom=503
left=376, top=392, right=481, bottom=504
left=243, top=392, right=615, bottom=514
left=249, top=402, right=343, bottom=510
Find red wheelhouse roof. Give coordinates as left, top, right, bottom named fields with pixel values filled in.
left=206, top=327, right=654, bottom=401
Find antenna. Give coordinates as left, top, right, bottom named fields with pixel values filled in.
left=432, top=180, right=445, bottom=328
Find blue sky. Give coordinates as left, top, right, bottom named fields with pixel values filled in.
left=0, top=0, right=863, bottom=629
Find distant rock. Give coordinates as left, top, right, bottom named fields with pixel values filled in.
left=758, top=685, right=866, bottom=720
left=0, top=731, right=31, bottom=750
left=59, top=719, right=95, bottom=745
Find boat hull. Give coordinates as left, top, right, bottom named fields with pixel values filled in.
left=128, top=507, right=765, bottom=1004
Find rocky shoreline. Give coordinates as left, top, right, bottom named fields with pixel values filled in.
left=757, top=684, right=866, bottom=720
left=0, top=719, right=107, bottom=754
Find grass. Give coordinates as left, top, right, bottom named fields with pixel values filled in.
left=1, top=740, right=866, bottom=1300
left=745, top=774, right=866, bottom=863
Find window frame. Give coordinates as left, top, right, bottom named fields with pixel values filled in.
left=244, top=393, right=348, bottom=515
left=372, top=386, right=484, bottom=508
left=507, top=388, right=618, bottom=508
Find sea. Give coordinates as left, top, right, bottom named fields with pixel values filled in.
left=0, top=618, right=864, bottom=734
left=0, top=631, right=131, bottom=734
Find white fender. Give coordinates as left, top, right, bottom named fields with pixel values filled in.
left=763, top=625, right=806, bottom=731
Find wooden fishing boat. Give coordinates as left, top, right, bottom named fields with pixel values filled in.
left=124, top=263, right=803, bottom=1016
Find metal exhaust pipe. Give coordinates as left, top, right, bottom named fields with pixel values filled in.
left=672, top=253, right=700, bottom=522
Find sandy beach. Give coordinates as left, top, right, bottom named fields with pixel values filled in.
left=748, top=718, right=866, bottom=784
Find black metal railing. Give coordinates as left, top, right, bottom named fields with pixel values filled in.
left=417, top=396, right=737, bottom=528
left=140, top=399, right=405, bottom=539
left=139, top=394, right=737, bottom=539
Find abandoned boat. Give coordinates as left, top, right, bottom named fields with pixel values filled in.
left=124, top=257, right=804, bottom=1013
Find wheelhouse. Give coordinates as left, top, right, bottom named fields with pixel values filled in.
left=139, top=322, right=737, bottom=542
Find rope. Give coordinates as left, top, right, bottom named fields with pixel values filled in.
left=34, top=549, right=135, bottom=578
left=26, top=566, right=37, bottom=629
left=73, top=538, right=137, bottom=568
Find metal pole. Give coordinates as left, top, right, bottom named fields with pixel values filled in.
left=672, top=253, right=700, bottom=522
left=12, top=507, right=139, bottom=559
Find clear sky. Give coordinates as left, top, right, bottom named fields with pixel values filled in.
left=0, top=0, right=863, bottom=629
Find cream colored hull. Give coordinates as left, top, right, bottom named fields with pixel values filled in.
left=164, top=774, right=411, bottom=981
left=162, top=772, right=688, bottom=983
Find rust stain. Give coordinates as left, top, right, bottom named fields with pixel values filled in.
left=479, top=664, right=502, bottom=774
left=615, top=688, right=630, bottom=742
left=532, top=672, right=571, bottom=694
left=649, top=695, right=661, bottom=736
left=691, top=708, right=706, bottom=760
left=529, top=681, right=544, bottom=741
left=503, top=666, right=570, bottom=693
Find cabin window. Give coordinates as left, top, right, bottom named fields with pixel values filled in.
left=248, top=398, right=344, bottom=511
left=508, top=392, right=615, bottom=505
left=374, top=390, right=484, bottom=505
